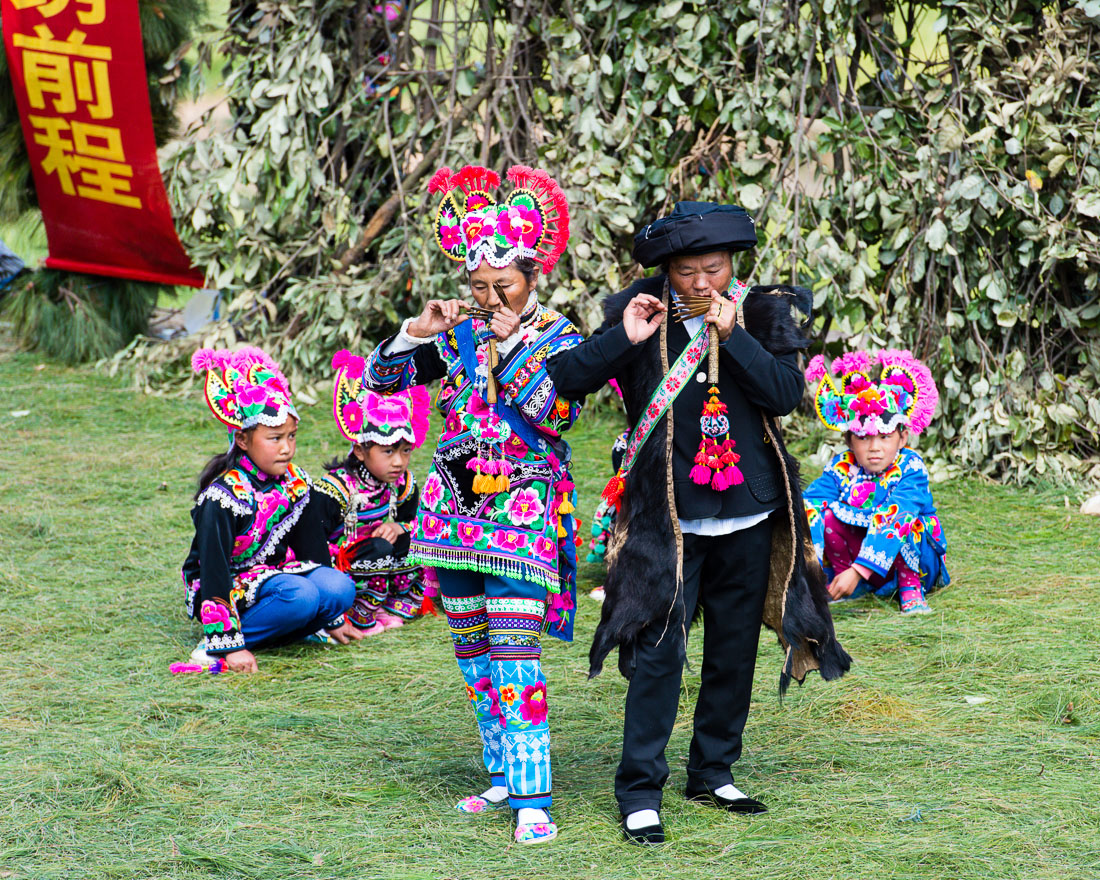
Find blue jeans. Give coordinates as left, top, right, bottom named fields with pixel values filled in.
left=240, top=566, right=355, bottom=650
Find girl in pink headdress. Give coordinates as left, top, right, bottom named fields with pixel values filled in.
left=310, top=350, right=436, bottom=634
left=803, top=349, right=950, bottom=615
left=183, top=347, right=361, bottom=674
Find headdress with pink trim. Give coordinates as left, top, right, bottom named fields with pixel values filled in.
left=191, top=346, right=298, bottom=431
left=805, top=349, right=938, bottom=437
left=428, top=164, right=570, bottom=274
left=331, top=349, right=430, bottom=447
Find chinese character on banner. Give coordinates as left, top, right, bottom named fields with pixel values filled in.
left=2, top=0, right=205, bottom=287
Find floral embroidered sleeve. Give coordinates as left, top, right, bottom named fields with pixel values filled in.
left=364, top=332, right=448, bottom=392
left=191, top=492, right=248, bottom=655
left=855, top=458, right=938, bottom=576
left=493, top=322, right=584, bottom=437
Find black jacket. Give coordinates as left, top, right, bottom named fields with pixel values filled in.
left=548, top=275, right=803, bottom=519
left=546, top=276, right=851, bottom=691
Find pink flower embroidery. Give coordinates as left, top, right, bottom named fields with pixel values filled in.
left=503, top=434, right=529, bottom=458
left=505, top=487, right=544, bottom=527
left=461, top=213, right=494, bottom=244
left=457, top=521, right=485, bottom=547
left=440, top=224, right=462, bottom=250
left=200, top=600, right=233, bottom=633
left=519, top=682, right=548, bottom=724
left=491, top=530, right=528, bottom=552
left=848, top=481, right=875, bottom=507
left=341, top=400, right=364, bottom=433
left=421, top=473, right=445, bottom=510
left=235, top=383, right=271, bottom=409
left=499, top=205, right=543, bottom=248
left=851, top=388, right=886, bottom=418
left=533, top=535, right=557, bottom=562
left=444, top=409, right=463, bottom=436
left=420, top=514, right=450, bottom=541
left=475, top=676, right=506, bottom=729
left=466, top=394, right=491, bottom=418
left=363, top=394, right=410, bottom=431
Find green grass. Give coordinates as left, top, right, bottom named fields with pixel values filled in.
left=1, top=339, right=1099, bottom=880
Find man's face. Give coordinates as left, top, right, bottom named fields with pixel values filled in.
left=667, top=251, right=733, bottom=299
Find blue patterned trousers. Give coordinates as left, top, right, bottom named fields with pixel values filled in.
left=437, top=568, right=551, bottom=810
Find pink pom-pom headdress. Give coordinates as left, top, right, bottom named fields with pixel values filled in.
left=430, top=163, right=570, bottom=275
left=192, top=346, right=297, bottom=431
left=806, top=349, right=938, bottom=437
left=331, top=349, right=431, bottom=448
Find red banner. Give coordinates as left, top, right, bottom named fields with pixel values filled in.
left=2, top=0, right=204, bottom=287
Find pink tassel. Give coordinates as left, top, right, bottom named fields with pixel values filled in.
left=723, top=465, right=744, bottom=486
left=191, top=348, right=220, bottom=373
left=499, top=461, right=514, bottom=477
left=483, top=459, right=500, bottom=476
left=332, top=349, right=352, bottom=370
left=711, top=469, right=731, bottom=491
left=690, top=464, right=712, bottom=485
left=804, top=354, right=826, bottom=384
left=466, top=456, right=485, bottom=472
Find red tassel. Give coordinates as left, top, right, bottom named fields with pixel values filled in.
left=419, top=594, right=438, bottom=616
left=601, top=471, right=626, bottom=510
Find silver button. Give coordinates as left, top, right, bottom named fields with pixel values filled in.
left=696, top=372, right=706, bottom=383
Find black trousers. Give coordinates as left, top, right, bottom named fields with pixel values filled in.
left=614, top=516, right=773, bottom=815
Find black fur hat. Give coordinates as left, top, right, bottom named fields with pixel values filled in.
left=632, top=201, right=757, bottom=268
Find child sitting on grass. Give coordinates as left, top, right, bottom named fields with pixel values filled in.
left=183, top=348, right=360, bottom=673
left=802, top=349, right=949, bottom=615
left=310, top=350, right=436, bottom=634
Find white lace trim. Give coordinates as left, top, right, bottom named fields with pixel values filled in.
left=240, top=403, right=298, bottom=429
left=195, top=484, right=253, bottom=516
left=206, top=631, right=246, bottom=652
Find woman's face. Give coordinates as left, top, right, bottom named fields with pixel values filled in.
left=468, top=262, right=536, bottom=312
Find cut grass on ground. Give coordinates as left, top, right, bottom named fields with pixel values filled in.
left=1, top=343, right=1098, bottom=880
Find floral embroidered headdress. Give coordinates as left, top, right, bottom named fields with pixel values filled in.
left=191, top=346, right=298, bottom=431
left=805, top=349, right=938, bottom=437
left=429, top=164, right=570, bottom=274
left=331, top=349, right=430, bottom=447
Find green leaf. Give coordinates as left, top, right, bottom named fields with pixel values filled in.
left=926, top=219, right=949, bottom=251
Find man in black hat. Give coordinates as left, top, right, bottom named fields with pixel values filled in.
left=545, top=201, right=848, bottom=844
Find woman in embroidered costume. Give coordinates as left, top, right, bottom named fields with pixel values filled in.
left=361, top=164, right=580, bottom=845
left=182, top=348, right=360, bottom=674
left=803, top=349, right=949, bottom=615
left=311, top=354, right=436, bottom=634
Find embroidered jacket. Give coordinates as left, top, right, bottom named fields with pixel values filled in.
left=311, top=462, right=419, bottom=577
left=182, top=454, right=332, bottom=654
left=803, top=447, right=949, bottom=594
left=363, top=300, right=583, bottom=638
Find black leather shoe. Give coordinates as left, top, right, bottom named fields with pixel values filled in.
left=621, top=813, right=665, bottom=845
left=685, top=787, right=768, bottom=814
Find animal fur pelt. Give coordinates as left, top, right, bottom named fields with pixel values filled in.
left=590, top=278, right=851, bottom=695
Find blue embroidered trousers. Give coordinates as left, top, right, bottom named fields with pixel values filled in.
left=437, top=568, right=551, bottom=810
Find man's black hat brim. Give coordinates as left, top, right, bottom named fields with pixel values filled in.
left=632, top=201, right=757, bottom=268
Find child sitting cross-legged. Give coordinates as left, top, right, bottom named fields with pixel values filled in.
left=802, top=349, right=949, bottom=615
left=183, top=348, right=360, bottom=673
left=310, top=350, right=437, bottom=635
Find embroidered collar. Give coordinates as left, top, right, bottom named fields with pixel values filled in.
left=518, top=293, right=539, bottom=324
left=238, top=453, right=274, bottom=486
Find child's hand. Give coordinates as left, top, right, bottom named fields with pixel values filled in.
left=827, top=567, right=862, bottom=600
left=225, top=649, right=258, bottom=673
left=326, top=619, right=366, bottom=644
left=374, top=522, right=405, bottom=545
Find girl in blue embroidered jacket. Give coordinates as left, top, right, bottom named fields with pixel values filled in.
left=802, top=349, right=949, bottom=615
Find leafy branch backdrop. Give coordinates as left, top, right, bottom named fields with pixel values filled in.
left=116, top=0, right=1100, bottom=483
